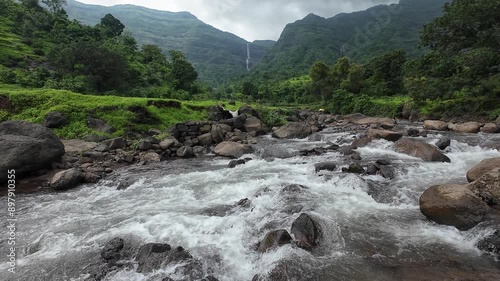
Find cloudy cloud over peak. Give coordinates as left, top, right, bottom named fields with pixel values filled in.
left=77, top=0, right=397, bottom=41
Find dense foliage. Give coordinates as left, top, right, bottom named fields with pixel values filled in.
left=0, top=0, right=201, bottom=98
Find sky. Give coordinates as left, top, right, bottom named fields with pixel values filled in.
left=77, top=0, right=398, bottom=41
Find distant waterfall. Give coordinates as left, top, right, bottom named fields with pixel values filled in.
left=246, top=43, right=250, bottom=71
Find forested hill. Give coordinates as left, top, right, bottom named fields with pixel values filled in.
left=64, top=0, right=275, bottom=85
left=252, top=0, right=449, bottom=80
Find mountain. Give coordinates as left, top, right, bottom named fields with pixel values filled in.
left=64, top=0, right=275, bottom=85
left=253, top=0, right=449, bottom=80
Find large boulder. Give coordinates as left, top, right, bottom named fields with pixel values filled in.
left=136, top=243, right=192, bottom=273
left=238, top=105, right=259, bottom=118
left=449, top=122, right=481, bottom=134
left=87, top=116, right=115, bottom=134
left=291, top=213, right=322, bottom=250
left=481, top=123, right=499, bottom=133
left=272, top=122, right=312, bottom=139
left=50, top=168, right=83, bottom=190
left=466, top=157, right=500, bottom=182
left=419, top=184, right=490, bottom=230
left=220, top=114, right=247, bottom=130
left=214, top=141, right=254, bottom=158
left=257, top=229, right=292, bottom=253
left=354, top=117, right=395, bottom=129
left=244, top=116, right=264, bottom=136
left=394, top=138, right=450, bottom=162
left=423, top=120, right=448, bottom=131
left=207, top=106, right=232, bottom=121
left=367, top=128, right=403, bottom=142
left=467, top=168, right=500, bottom=205
left=44, top=111, right=69, bottom=128
left=0, top=121, right=65, bottom=182
left=101, top=237, right=124, bottom=264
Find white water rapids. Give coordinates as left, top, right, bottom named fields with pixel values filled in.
left=1, top=125, right=500, bottom=281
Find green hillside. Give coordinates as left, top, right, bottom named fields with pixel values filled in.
left=65, top=0, right=275, bottom=85
left=252, top=0, right=449, bottom=80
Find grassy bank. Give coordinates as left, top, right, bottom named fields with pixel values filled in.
left=0, top=85, right=249, bottom=139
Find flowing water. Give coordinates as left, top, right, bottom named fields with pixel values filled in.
left=1, top=125, right=500, bottom=281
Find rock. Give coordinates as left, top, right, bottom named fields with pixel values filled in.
left=354, top=117, right=395, bottom=129
left=260, top=145, right=295, bottom=159
left=435, top=137, right=451, bottom=150
left=87, top=116, right=115, bottom=134
left=238, top=105, right=259, bottom=117
left=342, top=162, right=365, bottom=174
left=101, top=237, right=124, bottom=263
left=50, top=168, right=83, bottom=190
left=257, top=229, right=292, bottom=253
left=449, top=122, right=481, bottom=134
left=176, top=146, right=195, bottom=158
left=207, top=106, right=233, bottom=121
left=467, top=168, right=500, bottom=205
left=481, top=123, right=499, bottom=133
left=0, top=121, right=65, bottom=182
left=272, top=122, right=312, bottom=139
left=308, top=133, right=323, bottom=141
left=314, top=162, right=336, bottom=173
left=379, top=166, right=395, bottom=179
left=291, top=213, right=322, bottom=250
left=103, top=137, right=127, bottom=150
left=136, top=243, right=192, bottom=273
left=201, top=276, right=219, bottom=281
left=394, top=138, right=450, bottom=162
left=344, top=113, right=368, bottom=123
left=228, top=100, right=236, bottom=105
left=351, top=152, right=362, bottom=161
left=478, top=230, right=500, bottom=258
left=141, top=152, right=161, bottom=163
left=214, top=141, right=254, bottom=158
left=123, top=154, right=134, bottom=163
left=228, top=159, right=246, bottom=168
left=44, top=111, right=69, bottom=128
left=496, top=116, right=500, bottom=129
left=351, top=136, right=372, bottom=148
left=138, top=140, right=152, bottom=151
left=366, top=164, right=378, bottom=175
left=244, top=116, right=264, bottom=136
left=93, top=143, right=109, bottom=152
left=197, top=133, right=213, bottom=146
left=367, top=129, right=403, bottom=142
left=160, top=138, right=177, bottom=150
left=221, top=114, right=247, bottom=129
left=407, top=128, right=420, bottom=137
left=466, top=157, right=500, bottom=182
left=83, top=135, right=106, bottom=143
left=376, top=159, right=391, bottom=166
left=83, top=171, right=101, bottom=183
left=419, top=184, right=490, bottom=230
left=423, top=120, right=448, bottom=131
left=211, top=124, right=226, bottom=143
left=338, top=145, right=356, bottom=155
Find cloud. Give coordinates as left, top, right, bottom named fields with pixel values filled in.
left=77, top=0, right=397, bottom=41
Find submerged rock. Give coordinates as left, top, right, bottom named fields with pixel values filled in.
left=419, top=184, right=490, bottom=230
left=101, top=238, right=124, bottom=263
left=394, top=138, right=450, bottom=162
left=257, top=229, right=292, bottom=253
left=136, top=243, right=192, bottom=273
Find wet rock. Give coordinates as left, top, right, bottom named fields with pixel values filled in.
left=83, top=171, right=101, bottom=183
left=176, top=146, right=195, bottom=158
left=214, top=141, right=254, bottom=158
left=44, top=111, right=69, bottom=128
left=103, top=137, right=127, bottom=150
left=481, top=123, right=499, bottom=133
left=257, top=229, right=292, bottom=253
left=379, top=166, right=395, bottom=179
left=0, top=121, right=65, bottom=182
left=261, top=144, right=295, bottom=159
left=419, top=184, right=490, bottom=230
left=418, top=130, right=429, bottom=137
left=136, top=243, right=193, bottom=273
left=394, top=138, right=450, bottom=162
left=351, top=136, right=372, bottom=148
left=423, top=120, right=448, bottom=131
left=478, top=230, right=500, bottom=258
left=101, top=238, right=124, bottom=263
left=314, top=162, right=336, bottom=173
left=291, top=213, right=322, bottom=250
left=407, top=128, right=420, bottom=137
left=342, top=162, right=365, bottom=174
left=272, top=122, right=312, bottom=139
left=466, top=157, right=500, bottom=182
left=366, top=164, right=378, bottom=175
left=50, top=168, right=83, bottom=190
left=228, top=159, right=246, bottom=168
left=338, top=145, right=356, bottom=155
left=468, top=168, right=500, bottom=205
left=368, top=128, right=403, bottom=142
left=449, top=122, right=481, bottom=134
left=351, top=152, right=362, bottom=161
left=376, top=159, right=390, bottom=166
left=207, top=106, right=232, bottom=121
left=435, top=137, right=451, bottom=150
left=308, top=133, right=323, bottom=141
left=87, top=116, right=115, bottom=134
left=281, top=184, right=308, bottom=193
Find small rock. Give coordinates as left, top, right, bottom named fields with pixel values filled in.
left=103, top=137, right=127, bottom=150
left=50, top=168, right=83, bottom=190
left=228, top=159, right=246, bottom=168
left=44, top=111, right=69, bottom=128
left=435, top=138, right=451, bottom=150
left=342, top=162, right=364, bottom=174
left=351, top=152, right=362, bottom=161
left=176, top=146, right=195, bottom=158
left=87, top=116, right=115, bottom=134
left=138, top=140, right=152, bottom=151
left=376, top=159, right=390, bottom=166
left=93, top=143, right=110, bottom=152
left=314, top=162, right=336, bottom=173
left=367, top=128, right=403, bottom=142
left=407, top=128, right=420, bottom=137
left=141, top=152, right=161, bottom=163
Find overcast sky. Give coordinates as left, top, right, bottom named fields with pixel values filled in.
left=77, top=0, right=397, bottom=41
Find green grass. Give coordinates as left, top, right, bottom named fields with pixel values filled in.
left=0, top=85, right=234, bottom=139
left=0, top=17, right=34, bottom=66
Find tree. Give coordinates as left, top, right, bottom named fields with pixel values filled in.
left=364, top=50, right=407, bottom=96
left=341, top=64, right=364, bottom=94
left=41, top=0, right=66, bottom=13
left=99, top=13, right=125, bottom=37
left=169, top=50, right=198, bottom=91
left=242, top=81, right=259, bottom=100
left=310, top=61, right=332, bottom=102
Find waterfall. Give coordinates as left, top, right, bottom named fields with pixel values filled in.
left=246, top=43, right=250, bottom=71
